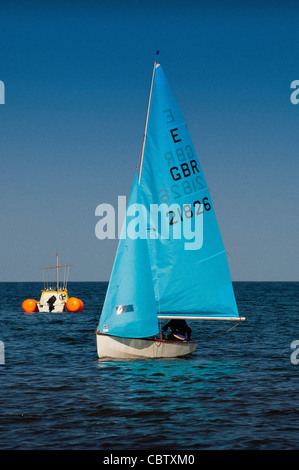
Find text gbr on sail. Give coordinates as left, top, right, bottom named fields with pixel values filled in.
left=169, top=127, right=200, bottom=181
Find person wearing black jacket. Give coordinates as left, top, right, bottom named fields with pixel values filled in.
left=162, top=319, right=192, bottom=341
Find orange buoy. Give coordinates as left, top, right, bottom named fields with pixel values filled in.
left=66, top=297, right=84, bottom=312
left=22, top=299, right=38, bottom=313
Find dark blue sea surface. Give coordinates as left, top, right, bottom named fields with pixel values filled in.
left=0, top=281, right=299, bottom=450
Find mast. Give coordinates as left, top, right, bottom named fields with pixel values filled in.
left=56, top=252, right=59, bottom=293
left=138, top=58, right=158, bottom=184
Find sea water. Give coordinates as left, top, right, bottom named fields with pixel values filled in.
left=0, top=281, right=299, bottom=451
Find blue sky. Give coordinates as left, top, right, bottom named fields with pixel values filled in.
left=0, top=0, right=298, bottom=281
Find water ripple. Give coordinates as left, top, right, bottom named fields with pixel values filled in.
left=1, top=282, right=299, bottom=449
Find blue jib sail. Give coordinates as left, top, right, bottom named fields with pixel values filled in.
left=98, top=174, right=159, bottom=338
left=139, top=63, right=239, bottom=318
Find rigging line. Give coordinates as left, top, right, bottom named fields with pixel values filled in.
left=62, top=266, right=66, bottom=289
left=153, top=229, right=162, bottom=343
left=198, top=321, right=240, bottom=342
left=66, top=265, right=70, bottom=287
left=137, top=59, right=158, bottom=184
left=147, top=226, right=162, bottom=345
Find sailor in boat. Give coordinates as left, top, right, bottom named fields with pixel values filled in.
left=162, top=319, right=192, bottom=341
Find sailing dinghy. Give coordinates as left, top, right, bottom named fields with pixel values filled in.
left=96, top=60, right=245, bottom=359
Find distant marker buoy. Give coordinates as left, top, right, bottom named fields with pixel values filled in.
left=22, top=299, right=38, bottom=313
left=66, top=297, right=84, bottom=312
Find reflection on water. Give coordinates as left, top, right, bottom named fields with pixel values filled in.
left=92, top=356, right=245, bottom=449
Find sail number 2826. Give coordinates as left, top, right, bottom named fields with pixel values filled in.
left=167, top=198, right=211, bottom=225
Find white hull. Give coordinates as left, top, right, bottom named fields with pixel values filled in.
left=96, top=333, right=198, bottom=359
left=37, top=289, right=67, bottom=313
left=37, top=304, right=66, bottom=313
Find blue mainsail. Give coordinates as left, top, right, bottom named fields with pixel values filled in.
left=138, top=63, right=239, bottom=319
left=98, top=174, right=159, bottom=338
